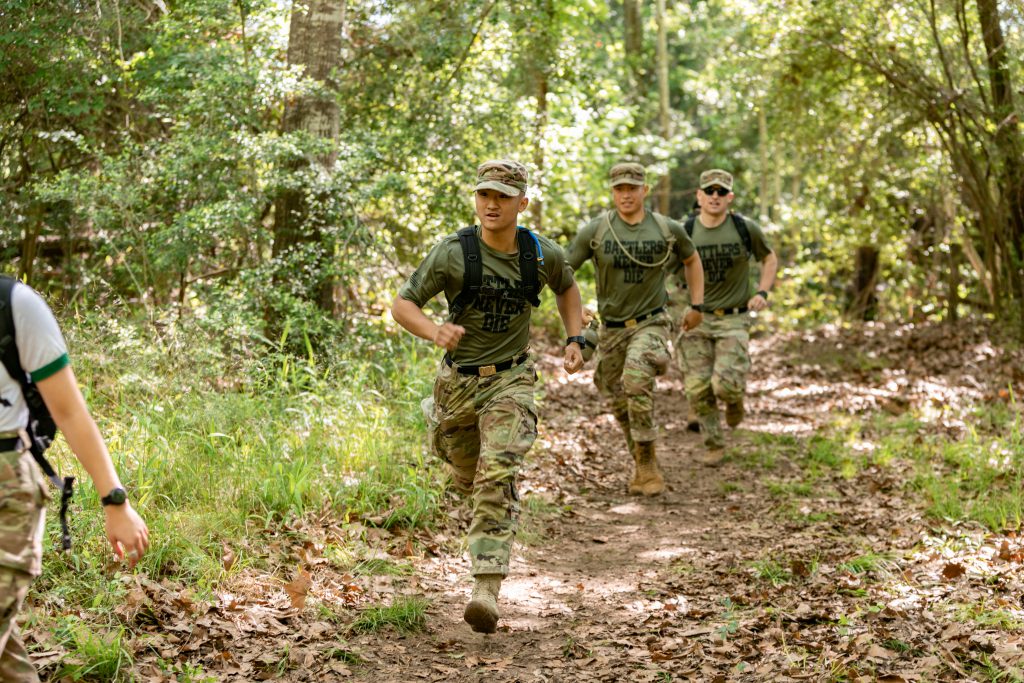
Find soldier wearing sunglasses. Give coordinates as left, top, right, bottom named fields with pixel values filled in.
left=678, top=169, right=778, bottom=466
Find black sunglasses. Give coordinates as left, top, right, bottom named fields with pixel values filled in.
left=702, top=186, right=730, bottom=196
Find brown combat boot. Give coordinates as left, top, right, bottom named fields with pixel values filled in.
left=632, top=441, right=665, bottom=496
left=697, top=447, right=726, bottom=467
left=686, top=404, right=701, bottom=433
left=725, top=399, right=745, bottom=428
left=628, top=445, right=644, bottom=495
left=464, top=574, right=502, bottom=634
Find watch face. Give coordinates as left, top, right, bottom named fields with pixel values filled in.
left=105, top=488, right=127, bottom=505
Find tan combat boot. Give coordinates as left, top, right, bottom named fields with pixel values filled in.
left=632, top=441, right=665, bottom=496
left=628, top=445, right=644, bottom=495
left=697, top=448, right=725, bottom=467
left=725, top=399, right=745, bottom=428
left=464, top=574, right=502, bottom=634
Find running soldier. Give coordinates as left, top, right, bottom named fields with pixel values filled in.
left=680, top=169, right=777, bottom=465
left=567, top=162, right=705, bottom=496
left=391, top=159, right=583, bottom=634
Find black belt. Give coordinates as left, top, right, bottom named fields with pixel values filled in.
left=604, top=307, right=664, bottom=328
left=444, top=352, right=529, bottom=377
left=0, top=437, right=21, bottom=452
left=709, top=306, right=748, bottom=316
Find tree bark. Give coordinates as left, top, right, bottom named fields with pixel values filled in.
left=529, top=0, right=555, bottom=232
left=758, top=105, right=770, bottom=222
left=272, top=0, right=345, bottom=319
left=624, top=0, right=643, bottom=97
left=847, top=246, right=880, bottom=321
left=976, top=0, right=1024, bottom=310
left=655, top=0, right=670, bottom=214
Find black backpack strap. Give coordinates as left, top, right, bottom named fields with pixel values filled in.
left=731, top=213, right=753, bottom=259
left=0, top=276, right=75, bottom=550
left=684, top=215, right=696, bottom=238
left=449, top=227, right=483, bottom=322
left=516, top=228, right=542, bottom=308
left=0, top=277, right=26, bottom=401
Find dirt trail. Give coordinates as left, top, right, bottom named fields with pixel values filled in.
left=40, top=324, right=1022, bottom=682
left=350, top=326, right=1024, bottom=682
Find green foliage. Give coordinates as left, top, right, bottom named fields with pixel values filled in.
left=751, top=558, right=791, bottom=586
left=349, top=596, right=429, bottom=634
left=52, top=616, right=133, bottom=683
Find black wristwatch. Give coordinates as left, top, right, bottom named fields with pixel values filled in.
left=690, top=303, right=705, bottom=313
left=566, top=335, right=587, bottom=349
left=756, top=290, right=769, bottom=300
left=101, top=487, right=128, bottom=506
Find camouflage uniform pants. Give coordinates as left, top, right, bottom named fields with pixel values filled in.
left=426, top=358, right=537, bottom=577
left=669, top=286, right=691, bottom=377
left=594, top=315, right=672, bottom=444
left=0, top=445, right=48, bottom=683
left=680, top=315, right=751, bottom=450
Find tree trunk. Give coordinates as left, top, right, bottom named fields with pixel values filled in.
left=624, top=0, right=643, bottom=97
left=947, top=243, right=962, bottom=323
left=271, top=0, right=345, bottom=320
left=529, top=0, right=555, bottom=232
left=758, top=105, right=770, bottom=222
left=977, top=0, right=1024, bottom=313
left=847, top=245, right=880, bottom=321
left=655, top=0, right=670, bottom=215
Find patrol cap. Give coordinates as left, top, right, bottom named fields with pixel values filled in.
left=699, top=169, right=733, bottom=191
left=609, top=162, right=646, bottom=187
left=475, top=159, right=528, bottom=195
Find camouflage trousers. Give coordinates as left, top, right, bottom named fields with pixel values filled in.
left=0, top=446, right=48, bottom=683
left=680, top=315, right=751, bottom=449
left=668, top=286, right=692, bottom=377
left=594, top=315, right=672, bottom=444
left=424, top=357, right=537, bottom=577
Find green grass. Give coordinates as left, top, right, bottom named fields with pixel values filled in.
left=766, top=479, right=816, bottom=498
left=351, top=558, right=415, bottom=576
left=350, top=596, right=429, bottom=634
left=836, top=552, right=895, bottom=576
left=745, top=405, right=1024, bottom=533
left=953, top=601, right=1024, bottom=629
left=751, top=559, right=791, bottom=586
left=518, top=494, right=562, bottom=546
left=33, top=314, right=445, bottom=673
left=51, top=616, right=133, bottom=682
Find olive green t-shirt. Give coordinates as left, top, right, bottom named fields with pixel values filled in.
left=566, top=210, right=696, bottom=322
left=398, top=227, right=575, bottom=366
left=688, top=214, right=773, bottom=311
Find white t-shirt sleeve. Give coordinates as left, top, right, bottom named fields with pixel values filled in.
left=12, top=283, right=69, bottom=381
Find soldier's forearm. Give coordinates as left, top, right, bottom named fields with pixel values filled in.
left=683, top=257, right=705, bottom=306
left=555, top=282, right=583, bottom=337
left=758, top=252, right=778, bottom=293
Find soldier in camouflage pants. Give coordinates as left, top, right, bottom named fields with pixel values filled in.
left=593, top=317, right=672, bottom=452
left=427, top=360, right=537, bottom=576
left=393, top=159, right=583, bottom=634
left=680, top=316, right=751, bottom=451
left=0, top=446, right=48, bottom=682
left=681, top=169, right=777, bottom=464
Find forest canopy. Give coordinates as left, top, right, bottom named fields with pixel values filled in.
left=2, top=0, right=1022, bottom=340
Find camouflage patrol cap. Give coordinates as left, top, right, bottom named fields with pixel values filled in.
left=609, top=162, right=646, bottom=187
left=699, top=169, right=733, bottom=191
left=475, top=159, right=529, bottom=196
